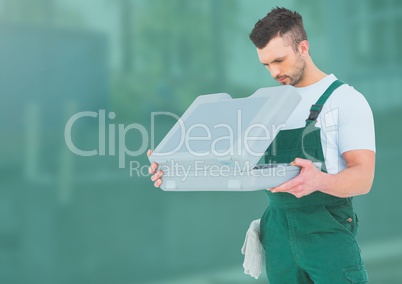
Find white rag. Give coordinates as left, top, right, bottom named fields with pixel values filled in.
left=241, top=218, right=264, bottom=279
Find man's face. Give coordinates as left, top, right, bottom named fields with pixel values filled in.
left=256, top=36, right=306, bottom=87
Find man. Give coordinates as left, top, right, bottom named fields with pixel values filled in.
left=149, top=7, right=375, bottom=283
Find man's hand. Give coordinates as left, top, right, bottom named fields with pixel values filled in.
left=268, top=158, right=325, bottom=198
left=147, top=149, right=163, bottom=188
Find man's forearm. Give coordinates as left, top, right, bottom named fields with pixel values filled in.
left=319, top=164, right=375, bottom=198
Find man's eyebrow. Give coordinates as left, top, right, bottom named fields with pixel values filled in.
left=262, top=56, right=286, bottom=66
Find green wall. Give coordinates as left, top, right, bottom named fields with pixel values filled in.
left=0, top=0, right=401, bottom=283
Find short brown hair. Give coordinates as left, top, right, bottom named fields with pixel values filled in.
left=249, top=7, right=307, bottom=50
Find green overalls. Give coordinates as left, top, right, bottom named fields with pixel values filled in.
left=260, top=80, right=369, bottom=283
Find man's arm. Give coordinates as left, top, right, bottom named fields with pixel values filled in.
left=269, top=149, right=375, bottom=198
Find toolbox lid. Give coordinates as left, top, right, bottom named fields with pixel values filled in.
left=150, top=85, right=302, bottom=170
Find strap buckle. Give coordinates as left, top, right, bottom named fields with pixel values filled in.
left=307, top=104, right=323, bottom=121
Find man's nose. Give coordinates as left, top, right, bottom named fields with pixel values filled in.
left=268, top=66, right=280, bottom=79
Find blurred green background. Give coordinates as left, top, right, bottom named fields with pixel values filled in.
left=0, top=0, right=401, bottom=283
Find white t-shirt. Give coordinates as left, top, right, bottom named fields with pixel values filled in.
left=282, top=74, right=376, bottom=174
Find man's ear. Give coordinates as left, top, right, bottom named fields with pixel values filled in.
left=299, top=40, right=309, bottom=56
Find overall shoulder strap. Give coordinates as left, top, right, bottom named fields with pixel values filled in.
left=305, top=79, right=344, bottom=126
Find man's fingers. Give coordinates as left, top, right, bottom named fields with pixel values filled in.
left=269, top=183, right=305, bottom=198
left=147, top=149, right=162, bottom=187
left=270, top=176, right=302, bottom=193
left=151, top=170, right=163, bottom=181
left=291, top=158, right=313, bottom=168
left=154, top=177, right=162, bottom=187
left=148, top=162, right=159, bottom=174
left=269, top=160, right=309, bottom=192
left=147, top=150, right=159, bottom=176
left=148, top=164, right=154, bottom=174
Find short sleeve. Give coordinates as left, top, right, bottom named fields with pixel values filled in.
left=335, top=85, right=376, bottom=154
